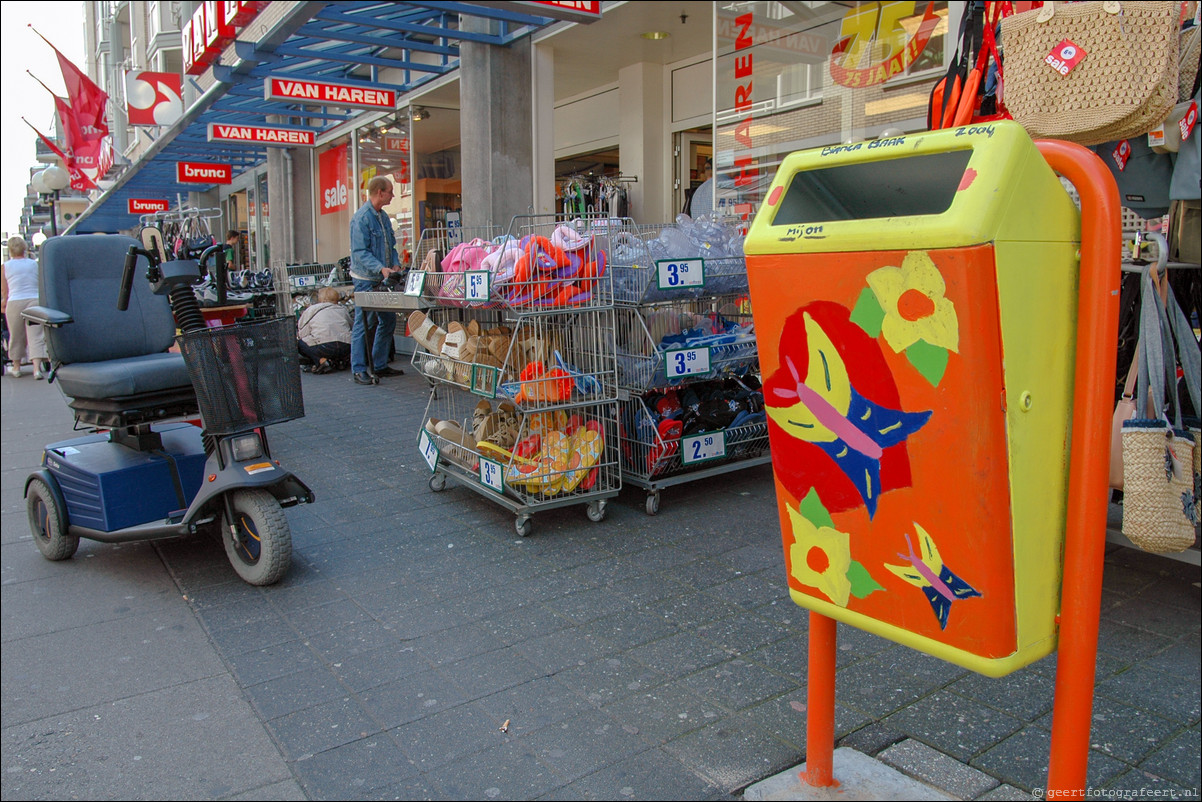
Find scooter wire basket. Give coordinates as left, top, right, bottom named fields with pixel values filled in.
left=178, top=316, right=305, bottom=436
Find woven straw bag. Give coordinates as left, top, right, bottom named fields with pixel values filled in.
left=1121, top=422, right=1197, bottom=552
left=1000, top=1, right=1179, bottom=146
left=1179, top=25, right=1201, bottom=102
left=1119, top=270, right=1200, bottom=553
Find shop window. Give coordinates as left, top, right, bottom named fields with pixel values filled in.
left=357, top=114, right=418, bottom=268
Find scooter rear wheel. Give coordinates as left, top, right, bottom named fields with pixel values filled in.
left=27, top=477, right=79, bottom=561
left=222, top=489, right=292, bottom=586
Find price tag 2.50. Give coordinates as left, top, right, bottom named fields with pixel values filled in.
left=418, top=429, right=439, bottom=473
left=404, top=270, right=426, bottom=296
left=665, top=346, right=712, bottom=378
left=682, top=431, right=726, bottom=465
left=479, top=458, right=504, bottom=494
left=465, top=270, right=490, bottom=302
left=656, top=258, right=705, bottom=290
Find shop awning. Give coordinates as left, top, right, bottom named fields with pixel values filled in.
left=65, top=1, right=560, bottom=234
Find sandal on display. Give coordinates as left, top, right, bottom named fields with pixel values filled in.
left=408, top=310, right=448, bottom=354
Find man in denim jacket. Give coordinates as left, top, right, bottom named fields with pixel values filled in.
left=349, top=176, right=404, bottom=385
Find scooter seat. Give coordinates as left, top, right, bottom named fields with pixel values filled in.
left=53, top=352, right=193, bottom=400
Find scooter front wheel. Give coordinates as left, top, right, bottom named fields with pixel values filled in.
left=27, top=477, right=79, bottom=561
left=222, top=489, right=292, bottom=586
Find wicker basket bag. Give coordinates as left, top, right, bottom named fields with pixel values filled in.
left=1000, top=1, right=1180, bottom=146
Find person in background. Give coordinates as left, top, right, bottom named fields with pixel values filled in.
left=348, top=176, right=404, bottom=385
left=224, top=230, right=240, bottom=269
left=685, top=157, right=714, bottom=218
left=1, top=236, right=49, bottom=379
left=297, top=287, right=352, bottom=374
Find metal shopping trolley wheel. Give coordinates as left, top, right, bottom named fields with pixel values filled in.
left=429, top=473, right=447, bottom=492
left=586, top=500, right=608, bottom=523
left=645, top=491, right=660, bottom=516
left=515, top=514, right=533, bottom=537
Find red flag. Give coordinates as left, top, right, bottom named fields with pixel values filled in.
left=21, top=118, right=97, bottom=191
left=32, top=27, right=109, bottom=141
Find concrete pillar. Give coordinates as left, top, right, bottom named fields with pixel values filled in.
left=460, top=17, right=534, bottom=230
left=532, top=41, right=557, bottom=216
left=290, top=148, right=315, bottom=263
left=618, top=62, right=667, bottom=223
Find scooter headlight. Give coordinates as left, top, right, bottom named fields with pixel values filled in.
left=230, top=433, right=263, bottom=462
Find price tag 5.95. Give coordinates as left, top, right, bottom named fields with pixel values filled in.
left=465, top=270, right=490, bottom=302
left=682, top=431, right=726, bottom=464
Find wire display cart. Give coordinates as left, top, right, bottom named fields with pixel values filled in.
left=412, top=216, right=622, bottom=536
left=418, top=386, right=620, bottom=537
left=611, top=214, right=766, bottom=514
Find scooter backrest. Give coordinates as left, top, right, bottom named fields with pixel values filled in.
left=39, top=235, right=178, bottom=366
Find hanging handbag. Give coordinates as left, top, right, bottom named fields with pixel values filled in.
left=1092, top=134, right=1177, bottom=219
left=1000, top=1, right=1180, bottom=146
left=1120, top=270, right=1199, bottom=553
left=1110, top=347, right=1140, bottom=490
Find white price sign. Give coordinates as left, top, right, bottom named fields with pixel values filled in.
left=478, top=457, right=504, bottom=494
left=465, top=270, right=490, bottom=302
left=665, top=347, right=711, bottom=378
left=656, top=258, right=705, bottom=290
left=682, top=431, right=726, bottom=464
left=418, top=430, right=439, bottom=472
left=293, top=275, right=315, bottom=287
left=404, top=270, right=426, bottom=296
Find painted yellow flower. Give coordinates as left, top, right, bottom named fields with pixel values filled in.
left=866, top=251, right=959, bottom=354
left=786, top=503, right=852, bottom=607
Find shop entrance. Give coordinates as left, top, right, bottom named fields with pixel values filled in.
left=677, top=130, right=712, bottom=216
left=555, top=147, right=626, bottom=217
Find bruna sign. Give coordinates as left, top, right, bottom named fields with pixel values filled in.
left=265, top=77, right=396, bottom=110
left=208, top=124, right=316, bottom=146
left=128, top=198, right=170, bottom=214
left=183, top=1, right=265, bottom=76
left=176, top=161, right=232, bottom=184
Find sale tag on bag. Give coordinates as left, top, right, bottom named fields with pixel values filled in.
left=1045, top=39, right=1086, bottom=75
left=1111, top=140, right=1132, bottom=171
left=1180, top=100, right=1198, bottom=141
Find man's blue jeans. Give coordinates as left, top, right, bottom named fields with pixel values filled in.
left=350, top=278, right=397, bottom=374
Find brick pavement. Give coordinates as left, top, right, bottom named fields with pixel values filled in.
left=2, top=363, right=1198, bottom=800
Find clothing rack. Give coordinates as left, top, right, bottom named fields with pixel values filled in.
left=559, top=173, right=637, bottom=219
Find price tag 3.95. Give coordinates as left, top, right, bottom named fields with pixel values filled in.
left=418, top=430, right=439, bottom=472
left=665, top=347, right=711, bottom=378
left=404, top=270, right=426, bottom=296
left=656, top=258, right=705, bottom=290
left=682, top=431, right=726, bottom=464
left=479, top=458, right=504, bottom=494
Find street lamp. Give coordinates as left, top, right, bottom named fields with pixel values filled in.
left=41, top=165, right=70, bottom=237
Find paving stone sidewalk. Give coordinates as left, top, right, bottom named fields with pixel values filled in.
left=2, top=366, right=1198, bottom=801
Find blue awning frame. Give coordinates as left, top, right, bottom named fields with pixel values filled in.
left=66, top=1, right=557, bottom=234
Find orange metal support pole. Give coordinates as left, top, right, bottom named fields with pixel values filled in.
left=801, top=611, right=839, bottom=787
left=1035, top=140, right=1122, bottom=799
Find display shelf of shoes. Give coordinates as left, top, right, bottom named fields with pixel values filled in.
left=611, top=216, right=765, bottom=515
left=408, top=216, right=623, bottom=536
left=418, top=385, right=620, bottom=534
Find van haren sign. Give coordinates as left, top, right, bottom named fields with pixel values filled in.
left=176, top=161, right=232, bottom=184
left=265, top=77, right=397, bottom=110
left=208, top=124, right=316, bottom=146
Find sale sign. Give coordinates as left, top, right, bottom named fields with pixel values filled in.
left=319, top=144, right=349, bottom=215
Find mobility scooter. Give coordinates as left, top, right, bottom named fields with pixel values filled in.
left=22, top=232, right=313, bottom=585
